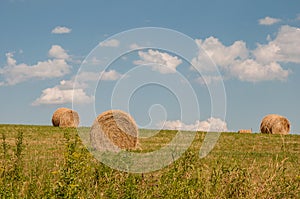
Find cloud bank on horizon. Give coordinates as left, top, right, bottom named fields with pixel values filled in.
left=159, top=118, right=228, bottom=132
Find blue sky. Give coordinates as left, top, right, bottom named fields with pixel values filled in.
left=0, top=0, right=299, bottom=133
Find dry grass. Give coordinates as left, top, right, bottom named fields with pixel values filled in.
left=1, top=125, right=300, bottom=198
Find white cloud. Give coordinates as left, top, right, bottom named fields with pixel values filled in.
left=193, top=26, right=297, bottom=82
left=253, top=25, right=300, bottom=64
left=6, top=52, right=16, bottom=65
left=0, top=50, right=71, bottom=86
left=51, top=26, right=72, bottom=34
left=160, top=117, right=228, bottom=132
left=32, top=80, right=94, bottom=105
left=193, top=37, right=248, bottom=71
left=100, top=70, right=124, bottom=80
left=230, top=59, right=289, bottom=82
left=33, top=70, right=124, bottom=105
left=258, top=16, right=281, bottom=25
left=134, top=49, right=182, bottom=74
left=48, top=45, right=70, bottom=60
left=99, top=39, right=120, bottom=47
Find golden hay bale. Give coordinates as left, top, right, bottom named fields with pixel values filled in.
left=52, top=108, right=70, bottom=127
left=238, top=129, right=252, bottom=133
left=90, top=110, right=138, bottom=152
left=260, top=114, right=290, bottom=135
left=52, top=108, right=79, bottom=128
left=59, top=109, right=80, bottom=128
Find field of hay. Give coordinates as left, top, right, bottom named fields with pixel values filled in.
left=0, top=124, right=299, bottom=198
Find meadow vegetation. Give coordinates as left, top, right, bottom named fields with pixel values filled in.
left=0, top=125, right=299, bottom=198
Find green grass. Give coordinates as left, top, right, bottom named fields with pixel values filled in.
left=0, top=124, right=299, bottom=198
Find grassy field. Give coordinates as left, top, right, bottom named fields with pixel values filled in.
left=0, top=124, right=299, bottom=198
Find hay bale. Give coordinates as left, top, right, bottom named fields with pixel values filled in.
left=52, top=108, right=79, bottom=128
left=238, top=129, right=252, bottom=133
left=52, top=108, right=70, bottom=127
left=90, top=110, right=138, bottom=152
left=59, top=109, right=80, bottom=128
left=260, top=114, right=290, bottom=135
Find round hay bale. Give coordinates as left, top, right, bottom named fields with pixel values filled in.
left=52, top=108, right=70, bottom=127
left=260, top=114, right=290, bottom=135
left=52, top=108, right=79, bottom=128
left=90, top=110, right=138, bottom=152
left=238, top=129, right=252, bottom=134
left=59, top=109, right=80, bottom=128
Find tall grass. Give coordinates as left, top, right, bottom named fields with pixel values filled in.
left=0, top=125, right=299, bottom=198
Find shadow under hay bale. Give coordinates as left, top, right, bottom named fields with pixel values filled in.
left=52, top=108, right=80, bottom=128
left=260, top=114, right=290, bottom=135
left=90, top=110, right=138, bottom=152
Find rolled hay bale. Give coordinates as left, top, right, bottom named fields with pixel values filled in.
left=59, top=109, right=80, bottom=128
left=90, top=110, right=138, bottom=152
left=260, top=114, right=290, bottom=135
left=238, top=129, right=252, bottom=133
left=52, top=108, right=79, bottom=128
left=52, top=108, right=70, bottom=127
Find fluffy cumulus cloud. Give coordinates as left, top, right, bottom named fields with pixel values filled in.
left=48, top=45, right=70, bottom=60
left=0, top=46, right=71, bottom=86
left=134, top=49, right=182, bottom=74
left=193, top=37, right=249, bottom=70
left=193, top=25, right=300, bottom=82
left=33, top=70, right=124, bottom=105
left=100, top=70, right=124, bottom=80
left=99, top=39, right=120, bottom=47
left=32, top=80, right=94, bottom=105
left=258, top=16, right=281, bottom=25
left=160, top=118, right=228, bottom=132
left=253, top=25, right=300, bottom=64
left=51, top=26, right=72, bottom=34
left=230, top=60, right=289, bottom=82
